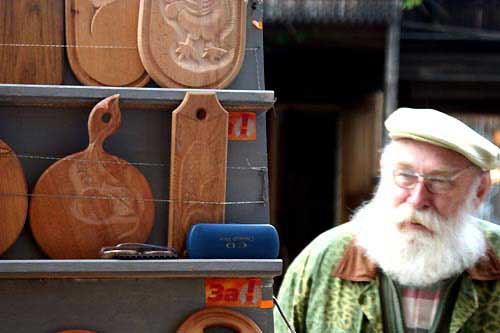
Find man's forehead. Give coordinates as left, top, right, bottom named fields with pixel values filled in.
left=391, top=139, right=472, bottom=169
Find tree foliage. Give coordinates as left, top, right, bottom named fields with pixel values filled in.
left=402, top=0, right=423, bottom=10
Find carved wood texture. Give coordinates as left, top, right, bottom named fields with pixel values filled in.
left=0, top=0, right=63, bottom=84
left=139, top=0, right=247, bottom=88
left=30, top=95, right=155, bottom=259
left=66, top=0, right=149, bottom=86
left=0, top=140, right=28, bottom=256
left=168, top=93, right=228, bottom=257
left=177, top=307, right=262, bottom=333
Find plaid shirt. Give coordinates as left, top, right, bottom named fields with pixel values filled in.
left=398, top=282, right=446, bottom=333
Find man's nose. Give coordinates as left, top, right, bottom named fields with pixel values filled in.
left=406, top=180, right=431, bottom=209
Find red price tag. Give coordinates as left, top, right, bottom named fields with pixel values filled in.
left=205, top=278, right=267, bottom=307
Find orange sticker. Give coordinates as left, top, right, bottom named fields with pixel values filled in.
left=205, top=278, right=263, bottom=307
left=228, top=112, right=257, bottom=141
left=252, top=20, right=263, bottom=30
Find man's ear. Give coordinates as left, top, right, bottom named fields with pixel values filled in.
left=474, top=172, right=492, bottom=208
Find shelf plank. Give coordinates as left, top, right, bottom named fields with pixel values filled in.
left=0, top=84, right=275, bottom=111
left=0, top=259, right=282, bottom=279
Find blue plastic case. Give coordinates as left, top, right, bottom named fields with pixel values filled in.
left=186, top=223, right=280, bottom=259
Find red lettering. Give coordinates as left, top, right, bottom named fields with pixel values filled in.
left=224, top=288, right=239, bottom=302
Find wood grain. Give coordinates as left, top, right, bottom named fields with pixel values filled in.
left=338, top=92, right=383, bottom=222
left=168, top=93, right=228, bottom=257
left=29, top=95, right=155, bottom=259
left=138, top=0, right=247, bottom=88
left=66, top=0, right=149, bottom=86
left=0, top=140, right=28, bottom=256
left=0, top=0, right=63, bottom=84
left=177, top=307, right=262, bottom=333
left=57, top=331, right=96, bottom=333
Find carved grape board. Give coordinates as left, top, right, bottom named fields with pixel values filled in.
left=0, top=140, right=28, bottom=256
left=177, top=307, right=262, bottom=333
left=66, top=0, right=150, bottom=86
left=168, top=93, right=228, bottom=257
left=0, top=0, right=63, bottom=84
left=29, top=95, right=155, bottom=259
left=138, top=0, right=247, bottom=88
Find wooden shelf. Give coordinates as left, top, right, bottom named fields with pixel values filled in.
left=0, top=84, right=275, bottom=112
left=0, top=259, right=282, bottom=279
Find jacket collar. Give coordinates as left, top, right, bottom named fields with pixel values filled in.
left=332, top=239, right=500, bottom=281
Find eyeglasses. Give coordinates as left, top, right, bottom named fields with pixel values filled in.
left=393, top=166, right=475, bottom=194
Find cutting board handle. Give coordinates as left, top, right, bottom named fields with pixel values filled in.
left=176, top=307, right=262, bottom=333
left=88, top=94, right=122, bottom=148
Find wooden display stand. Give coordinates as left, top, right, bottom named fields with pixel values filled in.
left=0, top=1, right=279, bottom=332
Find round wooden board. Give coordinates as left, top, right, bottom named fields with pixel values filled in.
left=0, top=140, right=28, bottom=255
left=177, top=307, right=262, bottom=333
left=29, top=95, right=154, bottom=259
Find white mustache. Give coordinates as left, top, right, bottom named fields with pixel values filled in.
left=392, top=204, right=443, bottom=233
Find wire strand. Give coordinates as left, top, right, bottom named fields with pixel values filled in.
left=273, top=296, right=297, bottom=333
left=1, top=153, right=267, bottom=171
left=0, top=191, right=265, bottom=206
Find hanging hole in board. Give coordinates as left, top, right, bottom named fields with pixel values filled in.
left=101, top=112, right=111, bottom=123
left=204, top=326, right=236, bottom=333
left=196, top=108, right=207, bottom=120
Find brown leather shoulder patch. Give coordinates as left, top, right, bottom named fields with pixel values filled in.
left=332, top=239, right=377, bottom=282
left=467, top=245, right=500, bottom=281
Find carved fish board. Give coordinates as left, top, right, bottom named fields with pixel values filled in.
left=0, top=0, right=63, bottom=84
left=0, top=140, right=28, bottom=256
left=29, top=95, right=155, bottom=259
left=66, top=0, right=150, bottom=86
left=138, top=0, right=247, bottom=88
left=168, top=93, right=228, bottom=257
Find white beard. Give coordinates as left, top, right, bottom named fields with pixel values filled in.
left=354, top=182, right=487, bottom=287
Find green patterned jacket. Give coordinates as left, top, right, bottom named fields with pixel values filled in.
left=274, top=220, right=500, bottom=333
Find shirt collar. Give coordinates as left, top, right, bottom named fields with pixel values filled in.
left=332, top=239, right=500, bottom=282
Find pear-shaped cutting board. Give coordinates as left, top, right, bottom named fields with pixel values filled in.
left=168, top=92, right=228, bottom=257
left=66, top=0, right=149, bottom=86
left=0, top=140, right=28, bottom=255
left=30, top=95, right=155, bottom=259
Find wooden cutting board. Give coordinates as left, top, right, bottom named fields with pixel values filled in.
left=30, top=95, right=155, bottom=259
left=177, top=307, right=262, bottom=333
left=168, top=93, right=228, bottom=257
left=66, top=0, right=149, bottom=86
left=138, top=0, right=247, bottom=88
left=0, top=0, right=63, bottom=84
left=0, top=140, right=28, bottom=256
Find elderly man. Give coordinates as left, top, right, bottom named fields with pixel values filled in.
left=274, top=108, right=500, bottom=333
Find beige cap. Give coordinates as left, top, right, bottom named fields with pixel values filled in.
left=385, top=107, right=500, bottom=171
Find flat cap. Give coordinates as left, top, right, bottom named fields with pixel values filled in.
left=385, top=107, right=500, bottom=170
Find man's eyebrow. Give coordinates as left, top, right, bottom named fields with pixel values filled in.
left=394, top=162, right=413, bottom=169
left=394, top=163, right=458, bottom=175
